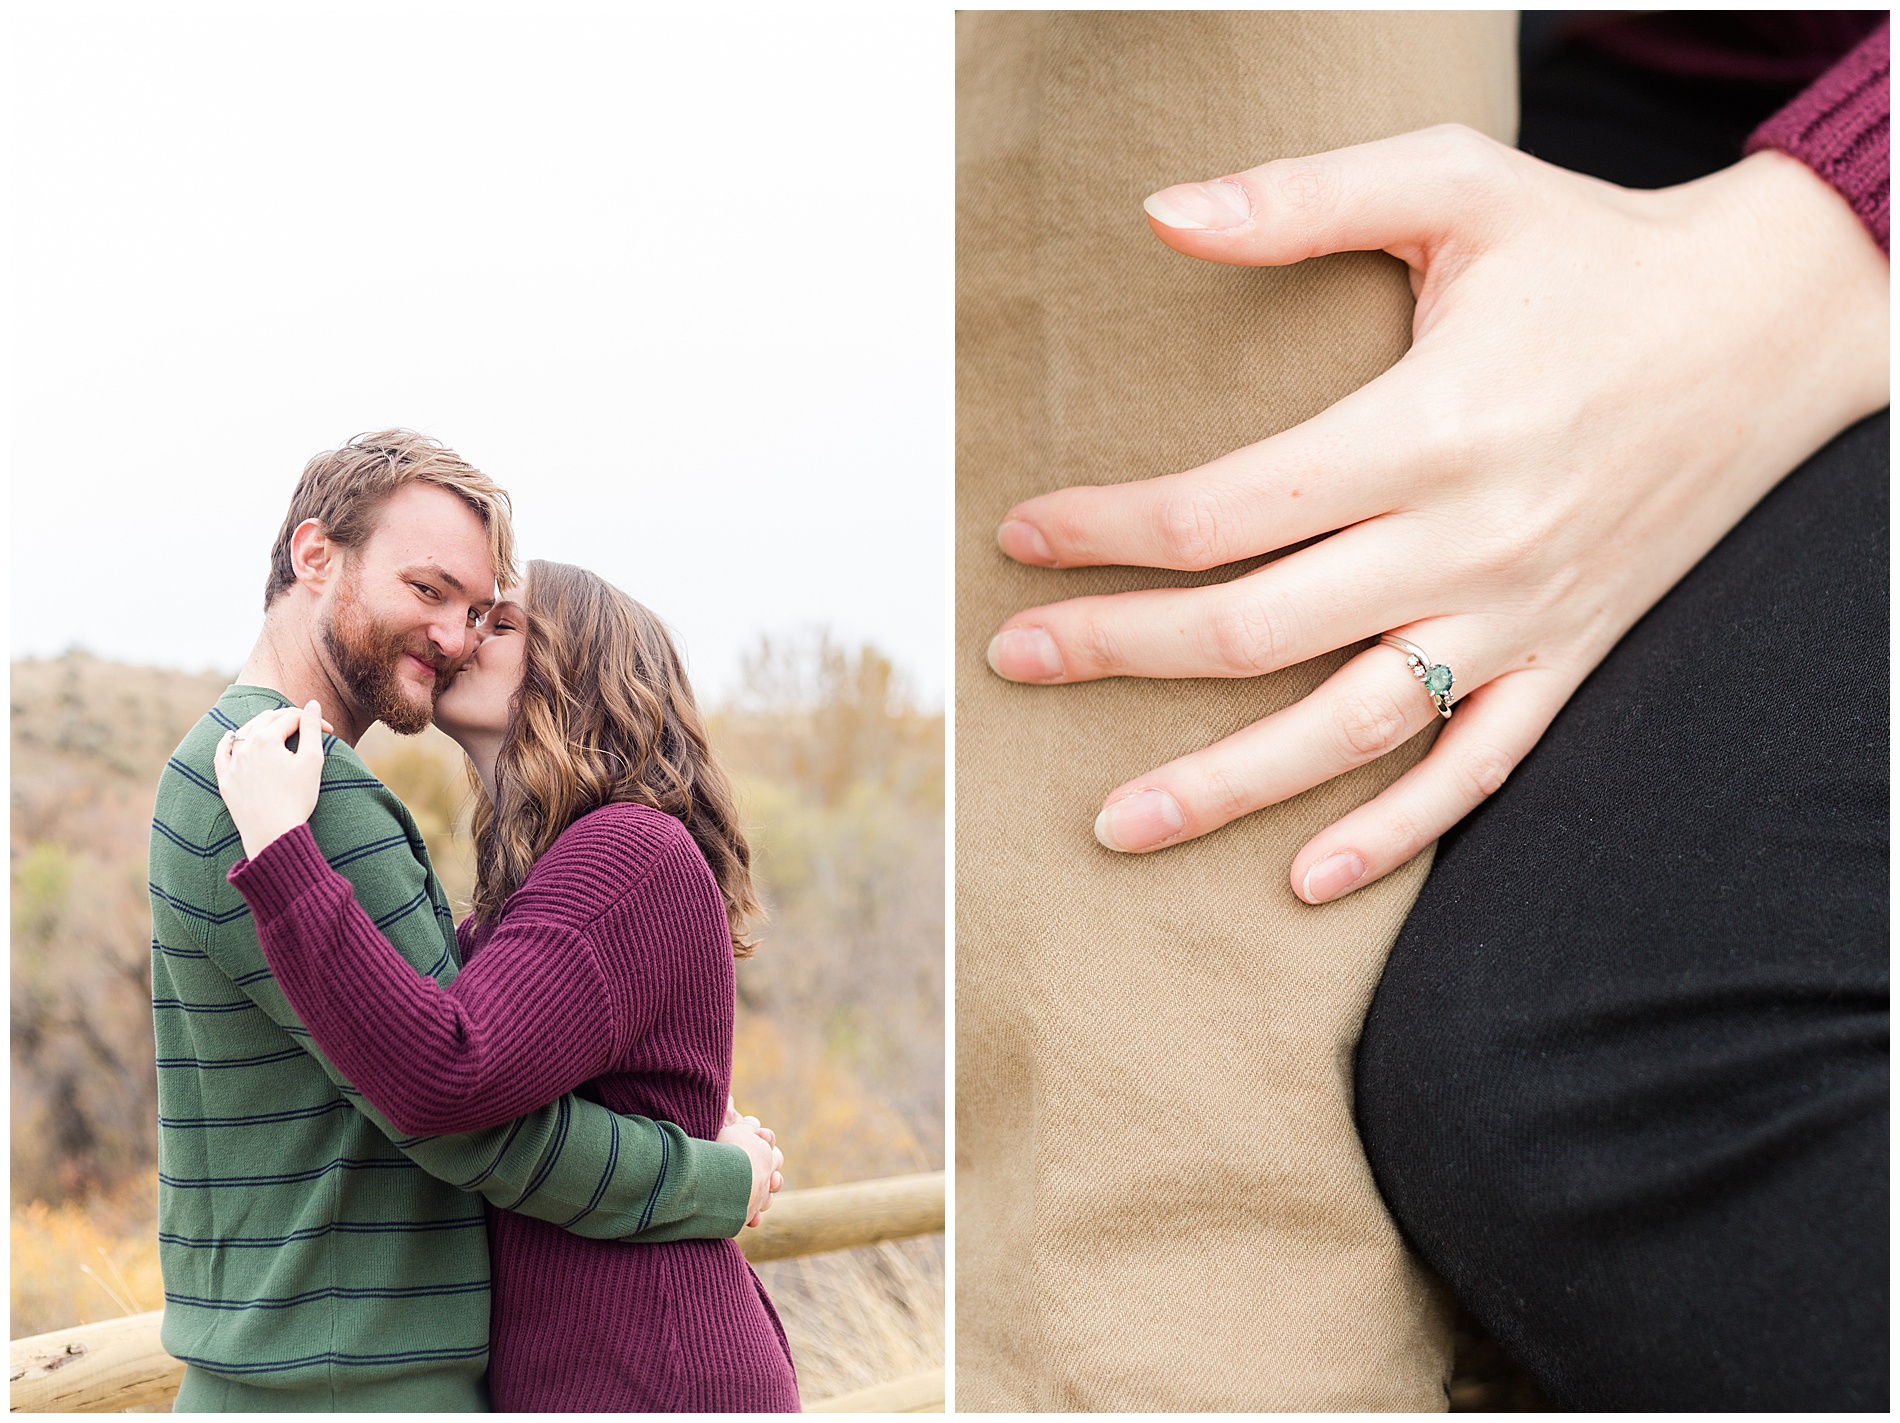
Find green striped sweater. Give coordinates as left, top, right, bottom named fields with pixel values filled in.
left=149, top=685, right=752, bottom=1411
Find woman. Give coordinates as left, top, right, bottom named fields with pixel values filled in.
left=213, top=560, right=801, bottom=1413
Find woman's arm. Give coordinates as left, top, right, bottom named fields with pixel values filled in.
left=229, top=820, right=629, bottom=1136
left=214, top=700, right=784, bottom=1223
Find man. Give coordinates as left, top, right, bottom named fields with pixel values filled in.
left=150, top=430, right=781, bottom=1411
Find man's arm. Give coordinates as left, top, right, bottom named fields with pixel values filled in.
left=169, top=743, right=753, bottom=1240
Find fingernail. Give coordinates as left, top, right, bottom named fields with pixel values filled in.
left=997, top=519, right=1056, bottom=567
left=1143, top=180, right=1251, bottom=231
left=987, top=627, right=1064, bottom=682
left=1094, top=789, right=1186, bottom=852
left=1302, top=851, right=1367, bottom=904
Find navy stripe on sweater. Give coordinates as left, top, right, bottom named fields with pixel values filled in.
left=329, top=834, right=412, bottom=870
left=167, top=1280, right=489, bottom=1311
left=637, top=1122, right=672, bottom=1232
left=160, top=1157, right=418, bottom=1189
left=373, top=889, right=429, bottom=932
left=156, top=1047, right=308, bottom=1071
left=159, top=1100, right=352, bottom=1129
left=153, top=998, right=262, bottom=1015
left=321, top=776, right=384, bottom=792
left=560, top=1109, right=620, bottom=1228
left=500, top=1095, right=571, bottom=1210
left=164, top=758, right=222, bottom=798
left=150, top=884, right=250, bottom=925
left=456, top=1113, right=528, bottom=1192
left=171, top=1345, right=490, bottom=1377
left=151, top=819, right=243, bottom=859
left=160, top=1216, right=484, bottom=1249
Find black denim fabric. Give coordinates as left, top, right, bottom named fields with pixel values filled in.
left=1355, top=32, right=1890, bottom=1414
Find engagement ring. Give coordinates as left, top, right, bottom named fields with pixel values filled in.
left=1379, top=634, right=1454, bottom=719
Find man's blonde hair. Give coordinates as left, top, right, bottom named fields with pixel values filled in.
left=264, top=430, right=518, bottom=610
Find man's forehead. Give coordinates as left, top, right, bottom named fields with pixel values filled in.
left=361, top=484, right=499, bottom=597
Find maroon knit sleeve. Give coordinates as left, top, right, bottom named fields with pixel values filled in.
left=1745, top=19, right=1890, bottom=255
left=228, top=822, right=636, bottom=1136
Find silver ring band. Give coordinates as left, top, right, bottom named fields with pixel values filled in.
left=1379, top=633, right=1455, bottom=719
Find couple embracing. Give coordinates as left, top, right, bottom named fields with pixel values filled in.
left=149, top=431, right=800, bottom=1411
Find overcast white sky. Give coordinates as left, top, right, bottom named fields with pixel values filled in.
left=10, top=4, right=948, bottom=705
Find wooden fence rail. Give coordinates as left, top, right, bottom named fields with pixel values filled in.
left=10, top=1171, right=945, bottom=1414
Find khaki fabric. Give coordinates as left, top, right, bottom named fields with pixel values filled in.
left=955, top=12, right=1517, bottom=1412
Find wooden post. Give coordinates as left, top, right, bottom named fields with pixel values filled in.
left=8, top=1314, right=177, bottom=1415
left=737, top=1170, right=945, bottom=1263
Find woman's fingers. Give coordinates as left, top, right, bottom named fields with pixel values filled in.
left=999, top=377, right=1412, bottom=572
left=221, top=706, right=329, bottom=757
left=214, top=705, right=331, bottom=860
left=990, top=517, right=1428, bottom=684
left=295, top=701, right=327, bottom=768
left=1288, top=669, right=1565, bottom=903
left=1141, top=123, right=1516, bottom=269
left=1090, top=629, right=1512, bottom=854
left=1092, top=641, right=1448, bottom=851
left=216, top=708, right=297, bottom=764
left=252, top=707, right=302, bottom=743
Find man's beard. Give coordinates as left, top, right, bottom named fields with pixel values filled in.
left=322, top=575, right=442, bottom=736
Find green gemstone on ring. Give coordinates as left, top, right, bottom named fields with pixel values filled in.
left=1423, top=664, right=1454, bottom=695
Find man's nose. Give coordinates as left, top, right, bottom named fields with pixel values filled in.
left=425, top=614, right=470, bottom=663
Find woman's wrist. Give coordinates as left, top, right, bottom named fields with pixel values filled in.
left=226, top=822, right=329, bottom=921
left=237, top=820, right=302, bottom=863
left=1721, top=149, right=1890, bottom=426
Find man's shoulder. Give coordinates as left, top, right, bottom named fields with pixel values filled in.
left=153, top=686, right=411, bottom=853
left=159, top=686, right=288, bottom=788
left=153, top=687, right=275, bottom=840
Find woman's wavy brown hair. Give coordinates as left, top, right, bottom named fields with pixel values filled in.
left=468, top=559, right=763, bottom=956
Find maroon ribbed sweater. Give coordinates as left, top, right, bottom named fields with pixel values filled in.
left=230, top=804, right=799, bottom=1412
left=1744, top=19, right=1890, bottom=255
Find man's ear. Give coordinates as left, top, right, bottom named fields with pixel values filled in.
left=287, top=519, right=338, bottom=594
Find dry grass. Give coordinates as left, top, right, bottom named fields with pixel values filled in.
left=757, top=1237, right=946, bottom=1404
left=10, top=1171, right=163, bottom=1339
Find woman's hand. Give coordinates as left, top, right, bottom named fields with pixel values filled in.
left=213, top=701, right=330, bottom=860
left=721, top=1096, right=785, bottom=1228
left=988, top=125, right=1889, bottom=903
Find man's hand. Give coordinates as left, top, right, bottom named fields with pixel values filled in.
left=989, top=127, right=1888, bottom=903
left=213, top=701, right=332, bottom=860
left=719, top=1095, right=785, bottom=1228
